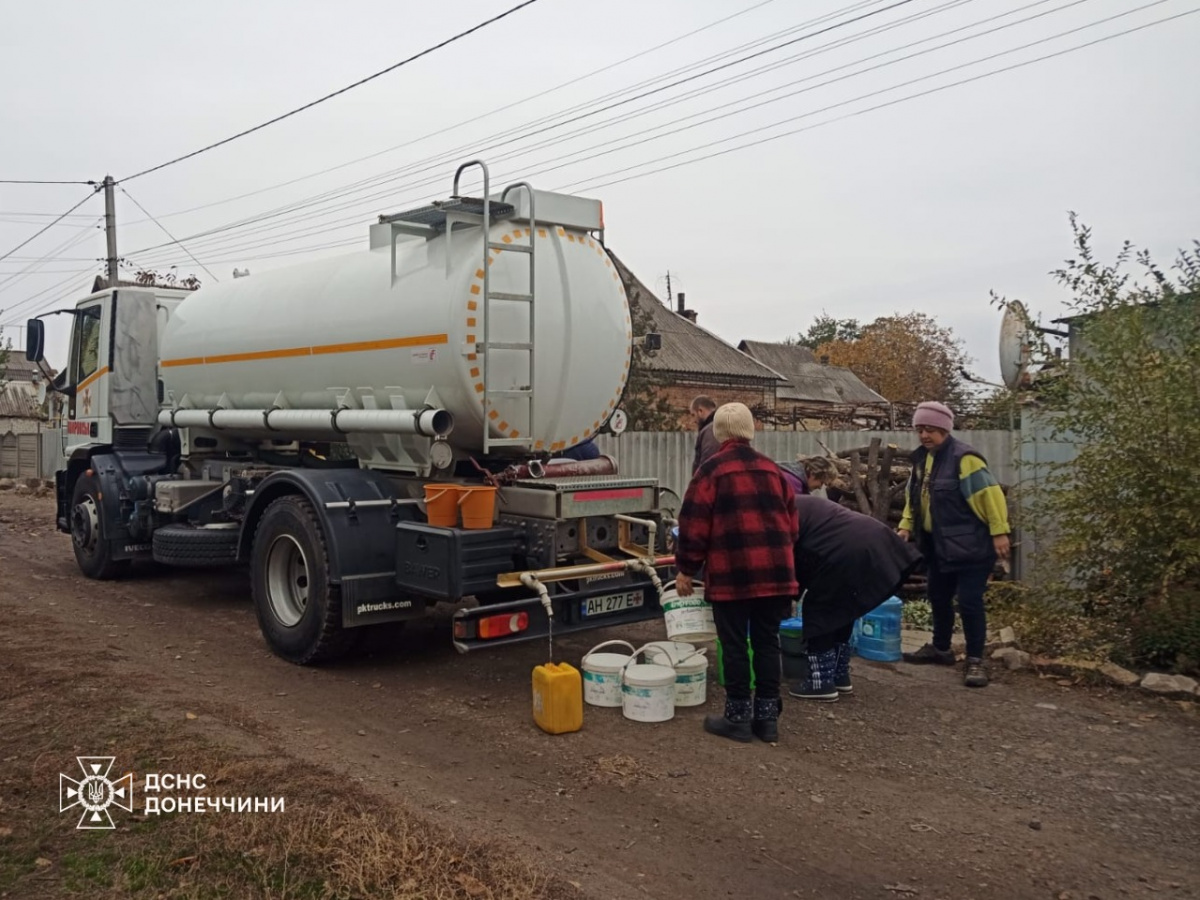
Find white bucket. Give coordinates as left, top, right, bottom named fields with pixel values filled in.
left=621, top=646, right=676, bottom=723
left=661, top=584, right=717, bottom=643
left=644, top=642, right=709, bottom=707
left=581, top=640, right=635, bottom=708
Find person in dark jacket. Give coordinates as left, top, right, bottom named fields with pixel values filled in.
left=898, top=401, right=1011, bottom=688
left=690, top=395, right=720, bottom=474
left=559, top=438, right=600, bottom=461
left=788, top=495, right=922, bottom=701
left=675, top=402, right=799, bottom=744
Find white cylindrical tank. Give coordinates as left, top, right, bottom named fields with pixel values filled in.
left=159, top=219, right=632, bottom=454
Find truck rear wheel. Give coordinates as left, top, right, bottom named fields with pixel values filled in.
left=250, top=495, right=356, bottom=665
left=70, top=472, right=130, bottom=580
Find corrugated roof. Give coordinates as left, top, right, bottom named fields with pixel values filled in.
left=738, top=340, right=888, bottom=405
left=609, top=252, right=787, bottom=384
left=1, top=356, right=47, bottom=382
left=0, top=381, right=43, bottom=420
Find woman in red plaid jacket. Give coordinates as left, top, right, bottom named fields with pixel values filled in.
left=675, top=403, right=799, bottom=743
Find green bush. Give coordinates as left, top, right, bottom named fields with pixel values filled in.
left=1125, top=588, right=1200, bottom=674
left=998, top=220, right=1200, bottom=673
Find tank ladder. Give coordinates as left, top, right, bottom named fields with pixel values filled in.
left=452, top=160, right=537, bottom=453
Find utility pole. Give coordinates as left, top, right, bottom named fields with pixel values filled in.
left=102, top=175, right=119, bottom=288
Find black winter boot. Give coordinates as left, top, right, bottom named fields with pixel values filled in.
left=788, top=649, right=840, bottom=701
left=751, top=696, right=782, bottom=743
left=703, top=697, right=753, bottom=743
left=834, top=642, right=854, bottom=694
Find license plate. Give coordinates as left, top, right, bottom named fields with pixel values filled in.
left=580, top=590, right=643, bottom=617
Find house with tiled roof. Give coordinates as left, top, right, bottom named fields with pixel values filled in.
left=0, top=356, right=50, bottom=479
left=609, top=253, right=789, bottom=428
left=737, top=340, right=891, bottom=428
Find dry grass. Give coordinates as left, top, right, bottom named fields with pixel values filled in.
left=0, top=632, right=580, bottom=900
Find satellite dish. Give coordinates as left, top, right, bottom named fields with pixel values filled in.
left=998, top=301, right=1033, bottom=390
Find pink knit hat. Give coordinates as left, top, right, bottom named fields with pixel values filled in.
left=912, top=401, right=954, bottom=432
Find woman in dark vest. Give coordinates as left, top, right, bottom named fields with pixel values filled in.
left=898, top=401, right=1011, bottom=688
left=789, top=495, right=922, bottom=700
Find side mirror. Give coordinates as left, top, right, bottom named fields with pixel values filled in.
left=25, top=318, right=45, bottom=362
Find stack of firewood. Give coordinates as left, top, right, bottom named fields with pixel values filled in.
left=797, top=438, right=913, bottom=526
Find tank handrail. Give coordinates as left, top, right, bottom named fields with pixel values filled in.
left=452, top=159, right=491, bottom=203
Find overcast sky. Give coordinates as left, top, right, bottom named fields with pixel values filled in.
left=2, top=0, right=1197, bottom=386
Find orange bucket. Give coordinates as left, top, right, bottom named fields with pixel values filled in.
left=423, top=484, right=460, bottom=527
left=457, top=485, right=498, bottom=529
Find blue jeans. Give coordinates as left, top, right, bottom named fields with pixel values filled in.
left=928, top=560, right=991, bottom=659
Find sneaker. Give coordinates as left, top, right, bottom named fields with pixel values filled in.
left=902, top=643, right=957, bottom=666
left=964, top=657, right=989, bottom=688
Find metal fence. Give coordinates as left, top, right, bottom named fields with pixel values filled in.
left=595, top=429, right=1017, bottom=503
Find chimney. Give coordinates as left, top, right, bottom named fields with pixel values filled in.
left=676, top=291, right=698, bottom=323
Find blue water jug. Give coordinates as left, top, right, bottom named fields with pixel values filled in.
left=854, top=596, right=903, bottom=662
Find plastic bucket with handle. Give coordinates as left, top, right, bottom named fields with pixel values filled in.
left=661, top=582, right=717, bottom=643
left=645, top=642, right=708, bottom=707
left=457, top=485, right=497, bottom=529
left=621, top=645, right=677, bottom=723
left=423, top=484, right=460, bottom=527
left=581, top=640, right=635, bottom=708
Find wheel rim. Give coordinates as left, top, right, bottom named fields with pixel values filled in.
left=72, top=496, right=100, bottom=554
left=265, top=534, right=310, bottom=627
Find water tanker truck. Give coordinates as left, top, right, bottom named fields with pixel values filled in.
left=24, top=161, right=675, bottom=664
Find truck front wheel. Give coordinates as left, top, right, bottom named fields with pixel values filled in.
left=250, top=496, right=355, bottom=665
left=70, top=472, right=130, bottom=580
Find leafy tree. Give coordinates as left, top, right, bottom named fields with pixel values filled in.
left=815, top=311, right=970, bottom=405
left=1012, top=216, right=1200, bottom=671
left=792, top=312, right=862, bottom=349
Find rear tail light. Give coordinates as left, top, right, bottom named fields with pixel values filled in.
left=478, top=612, right=529, bottom=640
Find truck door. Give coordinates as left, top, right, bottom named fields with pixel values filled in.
left=64, top=295, right=112, bottom=450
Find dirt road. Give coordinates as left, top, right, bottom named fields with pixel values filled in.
left=2, top=492, right=1198, bottom=900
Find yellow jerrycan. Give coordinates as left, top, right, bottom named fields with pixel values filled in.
left=532, top=662, right=583, bottom=735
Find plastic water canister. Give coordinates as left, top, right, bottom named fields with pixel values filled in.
left=855, top=596, right=903, bottom=662
left=531, top=662, right=583, bottom=735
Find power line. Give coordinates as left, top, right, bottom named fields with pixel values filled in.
left=0, top=219, right=101, bottom=294
left=0, top=179, right=94, bottom=185
left=125, top=0, right=898, bottom=251
left=568, top=5, right=1199, bottom=192
left=143, top=3, right=1192, bottom=270
left=125, top=0, right=929, bottom=260
left=0, top=189, right=98, bottom=264
left=117, top=0, right=546, bottom=184
left=0, top=267, right=100, bottom=329
left=113, top=0, right=786, bottom=226
left=119, top=187, right=217, bottom=282
left=131, top=0, right=1082, bottom=266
